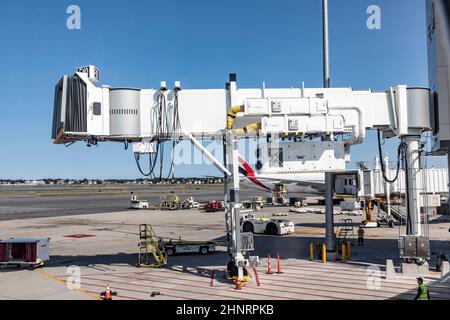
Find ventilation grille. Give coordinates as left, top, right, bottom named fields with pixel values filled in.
left=110, top=109, right=139, bottom=115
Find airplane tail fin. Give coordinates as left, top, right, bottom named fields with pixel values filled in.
left=237, top=154, right=272, bottom=191
left=238, top=154, right=256, bottom=177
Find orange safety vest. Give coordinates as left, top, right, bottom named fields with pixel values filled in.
left=105, top=290, right=111, bottom=300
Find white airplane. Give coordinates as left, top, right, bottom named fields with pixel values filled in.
left=237, top=155, right=325, bottom=196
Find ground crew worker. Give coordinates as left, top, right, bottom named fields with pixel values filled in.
left=357, top=227, right=365, bottom=246
left=415, top=277, right=430, bottom=300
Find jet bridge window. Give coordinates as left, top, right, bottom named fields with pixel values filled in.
left=93, top=102, right=101, bottom=116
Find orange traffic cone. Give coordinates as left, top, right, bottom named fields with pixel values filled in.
left=266, top=254, right=273, bottom=274
left=102, top=284, right=112, bottom=300
left=235, top=280, right=242, bottom=290
left=277, top=253, right=283, bottom=274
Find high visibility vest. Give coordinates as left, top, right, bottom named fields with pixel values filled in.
left=105, top=290, right=111, bottom=300
left=418, top=284, right=429, bottom=300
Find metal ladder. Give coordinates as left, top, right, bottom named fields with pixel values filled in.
left=336, top=219, right=355, bottom=251
left=137, top=224, right=167, bottom=268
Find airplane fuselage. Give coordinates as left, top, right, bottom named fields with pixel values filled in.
left=240, top=172, right=325, bottom=195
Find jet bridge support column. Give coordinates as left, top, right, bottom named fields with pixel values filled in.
left=225, top=134, right=245, bottom=280
left=447, top=154, right=450, bottom=207
left=403, top=136, right=422, bottom=237
left=325, top=172, right=336, bottom=253
left=223, top=134, right=231, bottom=256
left=398, top=135, right=431, bottom=266
left=384, top=154, right=392, bottom=219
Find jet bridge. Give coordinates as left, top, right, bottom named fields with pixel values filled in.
left=52, top=65, right=434, bottom=275
left=52, top=68, right=431, bottom=144
left=49, top=0, right=450, bottom=282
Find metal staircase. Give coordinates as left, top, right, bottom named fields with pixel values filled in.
left=137, top=224, right=168, bottom=268
left=336, top=219, right=355, bottom=251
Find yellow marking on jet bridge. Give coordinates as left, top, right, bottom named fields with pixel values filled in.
left=34, top=269, right=101, bottom=300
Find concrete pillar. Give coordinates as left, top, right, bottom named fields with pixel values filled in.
left=441, top=261, right=450, bottom=281
left=385, top=259, right=396, bottom=280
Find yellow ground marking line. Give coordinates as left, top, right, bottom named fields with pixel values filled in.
left=295, top=228, right=325, bottom=235
left=34, top=269, right=102, bottom=300
left=295, top=228, right=384, bottom=238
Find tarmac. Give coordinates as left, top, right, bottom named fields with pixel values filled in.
left=0, top=184, right=255, bottom=221
left=1, top=188, right=450, bottom=300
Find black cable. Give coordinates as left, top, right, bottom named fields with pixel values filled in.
left=159, top=138, right=165, bottom=181
left=166, top=90, right=182, bottom=180
left=166, top=91, right=178, bottom=179
left=134, top=91, right=166, bottom=178
left=135, top=153, right=151, bottom=177
left=134, top=89, right=183, bottom=180
left=134, top=142, right=159, bottom=177
left=155, top=92, right=168, bottom=181
left=377, top=129, right=405, bottom=184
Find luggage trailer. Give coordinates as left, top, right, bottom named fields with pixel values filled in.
left=0, top=238, right=50, bottom=269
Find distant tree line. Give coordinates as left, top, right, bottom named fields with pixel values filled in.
left=0, top=177, right=224, bottom=185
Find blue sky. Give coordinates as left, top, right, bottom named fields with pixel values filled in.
left=0, top=0, right=443, bottom=179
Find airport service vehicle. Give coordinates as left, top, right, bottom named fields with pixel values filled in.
left=242, top=197, right=265, bottom=211
left=0, top=238, right=50, bottom=269
left=160, top=195, right=181, bottom=210
left=240, top=214, right=295, bottom=235
left=160, top=196, right=200, bottom=210
left=163, top=240, right=216, bottom=256
left=137, top=225, right=216, bottom=267
left=129, top=195, right=149, bottom=209
left=376, top=214, right=395, bottom=228
left=203, top=201, right=225, bottom=212
left=182, top=197, right=200, bottom=209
